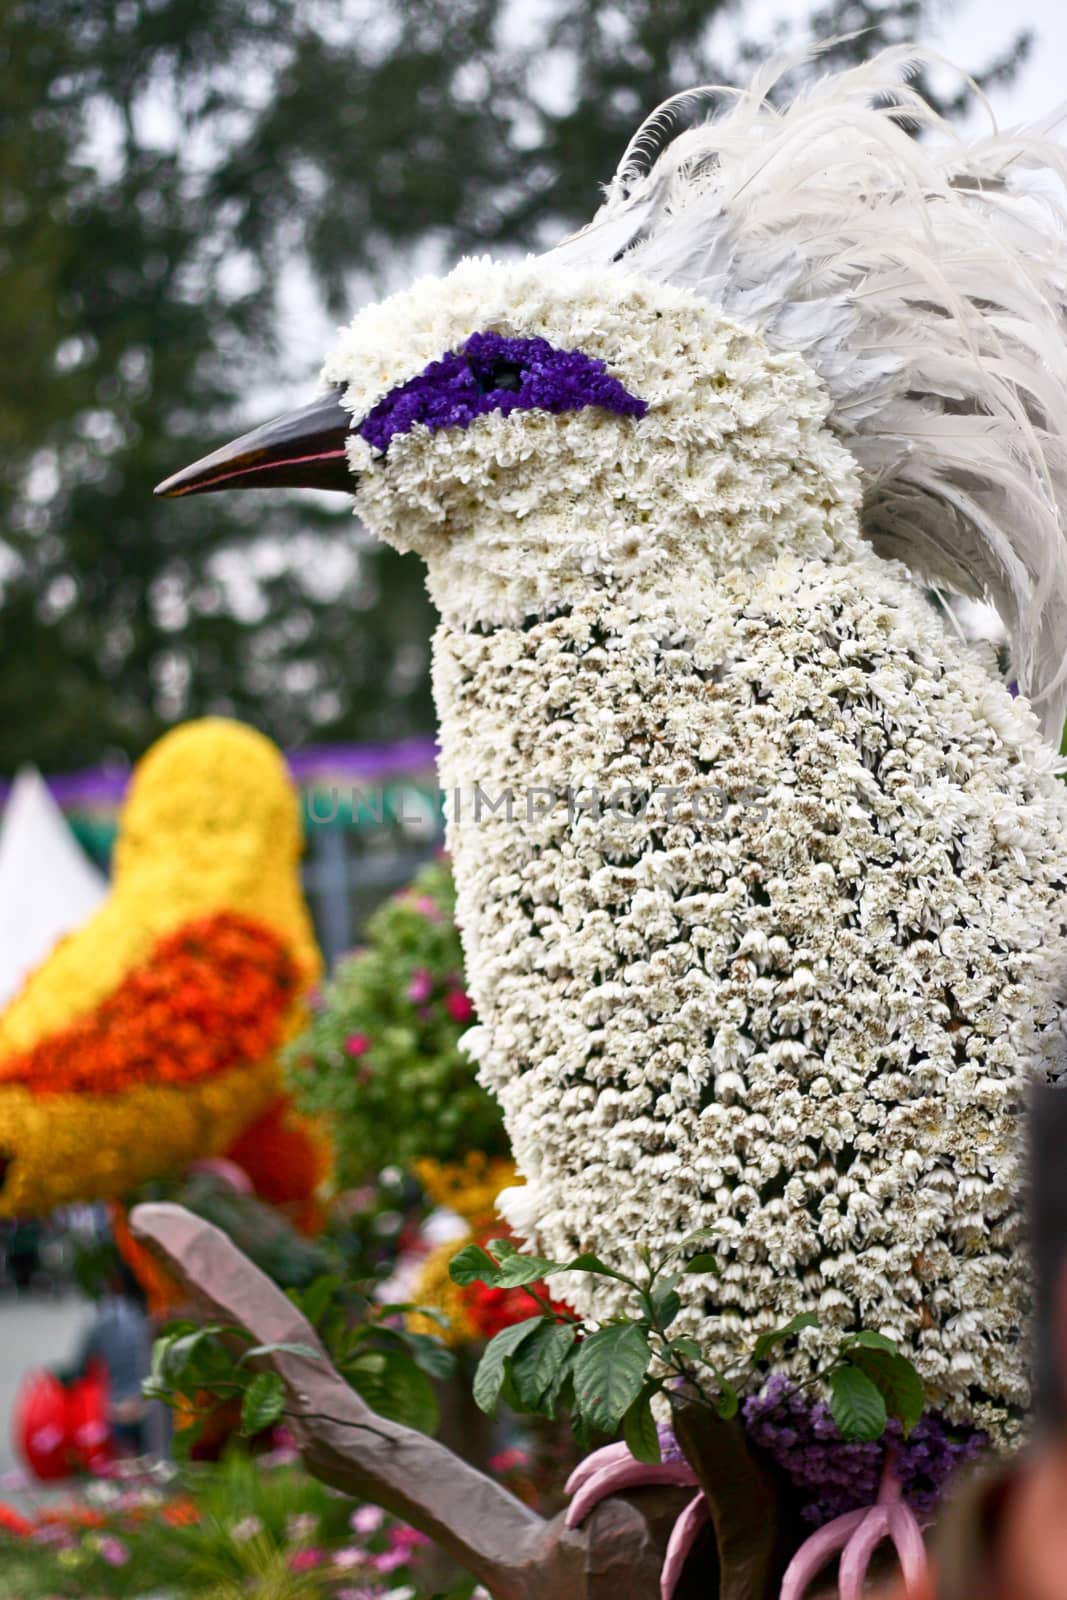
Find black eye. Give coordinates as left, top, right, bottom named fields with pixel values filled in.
left=474, top=359, right=525, bottom=394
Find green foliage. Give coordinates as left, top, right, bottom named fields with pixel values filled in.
left=453, top=1232, right=928, bottom=1452
left=288, top=1270, right=456, bottom=1432
left=0, top=1449, right=421, bottom=1600
left=837, top=1333, right=925, bottom=1437
left=572, top=1325, right=651, bottom=1433
left=147, top=1271, right=456, bottom=1454
left=828, top=1365, right=887, bottom=1443
left=285, top=861, right=506, bottom=1184
left=151, top=1170, right=339, bottom=1292
left=0, top=0, right=1028, bottom=771
left=240, top=1372, right=289, bottom=1436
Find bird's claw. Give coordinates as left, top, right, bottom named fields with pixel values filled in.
left=779, top=1453, right=930, bottom=1600
left=564, top=1433, right=705, bottom=1600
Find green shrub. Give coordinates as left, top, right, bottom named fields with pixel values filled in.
left=285, top=861, right=506, bottom=1186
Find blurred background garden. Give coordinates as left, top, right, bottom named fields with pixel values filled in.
left=2, top=0, right=1065, bottom=1595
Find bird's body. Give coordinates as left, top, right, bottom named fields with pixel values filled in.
left=0, top=720, right=320, bottom=1215
left=445, top=546, right=1067, bottom=1435
left=160, top=48, right=1067, bottom=1440
left=322, top=260, right=1067, bottom=1434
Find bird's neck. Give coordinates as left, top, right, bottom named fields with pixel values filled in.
left=421, top=440, right=867, bottom=632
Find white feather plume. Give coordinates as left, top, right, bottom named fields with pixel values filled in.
left=548, top=43, right=1067, bottom=740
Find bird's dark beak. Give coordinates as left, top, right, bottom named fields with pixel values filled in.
left=153, top=387, right=356, bottom=498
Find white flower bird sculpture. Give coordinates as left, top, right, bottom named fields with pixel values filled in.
left=161, top=47, right=1067, bottom=1461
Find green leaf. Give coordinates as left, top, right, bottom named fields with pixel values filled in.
left=668, top=1337, right=704, bottom=1363
left=240, top=1372, right=287, bottom=1435
left=294, top=1275, right=342, bottom=1329
left=449, top=1243, right=503, bottom=1287
left=399, top=1333, right=456, bottom=1383
left=485, top=1238, right=520, bottom=1260
left=623, top=1390, right=662, bottom=1464
left=715, top=1377, right=739, bottom=1420
left=566, top=1253, right=633, bottom=1283
left=472, top=1319, right=543, bottom=1415
left=156, top=1326, right=218, bottom=1379
left=676, top=1228, right=721, bottom=1253
left=829, top=1364, right=887, bottom=1442
left=346, top=1349, right=439, bottom=1434
left=572, top=1325, right=652, bottom=1433
left=158, top=1327, right=237, bottom=1393
left=752, top=1313, right=820, bottom=1364
left=653, top=1290, right=681, bottom=1328
left=683, top=1253, right=720, bottom=1276
left=492, top=1255, right=560, bottom=1289
left=651, top=1271, right=679, bottom=1301
left=840, top=1330, right=898, bottom=1355
left=508, top=1322, right=577, bottom=1412
left=849, top=1349, right=925, bottom=1436
left=542, top=1345, right=579, bottom=1421
left=236, top=1341, right=320, bottom=1366
left=377, top=1299, right=447, bottom=1324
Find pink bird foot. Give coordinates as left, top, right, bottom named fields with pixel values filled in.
left=564, top=1428, right=709, bottom=1600
left=779, top=1450, right=930, bottom=1600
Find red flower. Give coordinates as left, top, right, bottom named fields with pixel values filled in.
left=461, top=1223, right=570, bottom=1339
left=0, top=1502, right=33, bottom=1537
left=444, top=989, right=474, bottom=1024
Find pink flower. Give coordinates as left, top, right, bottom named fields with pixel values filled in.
left=99, top=1537, right=130, bottom=1567
left=413, top=895, right=442, bottom=922
left=288, top=1547, right=325, bottom=1572
left=372, top=1548, right=408, bottom=1573
left=406, top=968, right=433, bottom=1004
left=444, top=989, right=473, bottom=1024
left=334, top=1547, right=365, bottom=1568
left=349, top=1505, right=384, bottom=1536
left=345, top=1033, right=371, bottom=1058
left=489, top=1447, right=529, bottom=1474
left=389, top=1523, right=430, bottom=1550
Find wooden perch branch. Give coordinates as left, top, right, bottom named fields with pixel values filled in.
left=130, top=1202, right=675, bottom=1600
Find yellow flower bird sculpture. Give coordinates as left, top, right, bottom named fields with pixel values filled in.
left=0, top=719, right=321, bottom=1216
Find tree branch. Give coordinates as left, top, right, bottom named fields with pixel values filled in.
left=131, top=1201, right=672, bottom=1600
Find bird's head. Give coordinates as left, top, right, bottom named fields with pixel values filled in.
left=156, top=257, right=857, bottom=624
left=156, top=46, right=1067, bottom=734
left=115, top=717, right=306, bottom=910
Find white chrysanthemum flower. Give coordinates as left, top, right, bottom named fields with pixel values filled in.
left=321, top=256, right=1067, bottom=1435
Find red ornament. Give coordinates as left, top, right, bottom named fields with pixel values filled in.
left=13, top=1361, right=111, bottom=1482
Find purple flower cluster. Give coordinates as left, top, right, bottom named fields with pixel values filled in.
left=741, top=1374, right=988, bottom=1526
left=357, top=330, right=648, bottom=454
left=658, top=1421, right=688, bottom=1465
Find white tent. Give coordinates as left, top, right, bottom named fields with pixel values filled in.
left=0, top=768, right=107, bottom=1011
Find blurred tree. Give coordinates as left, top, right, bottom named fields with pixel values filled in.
left=0, top=0, right=1028, bottom=772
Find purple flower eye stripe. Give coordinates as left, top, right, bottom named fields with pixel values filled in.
left=357, top=330, right=648, bottom=454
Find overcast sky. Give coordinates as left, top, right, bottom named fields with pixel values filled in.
left=272, top=0, right=1067, bottom=389
left=733, top=0, right=1067, bottom=125
left=936, top=0, right=1065, bottom=124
